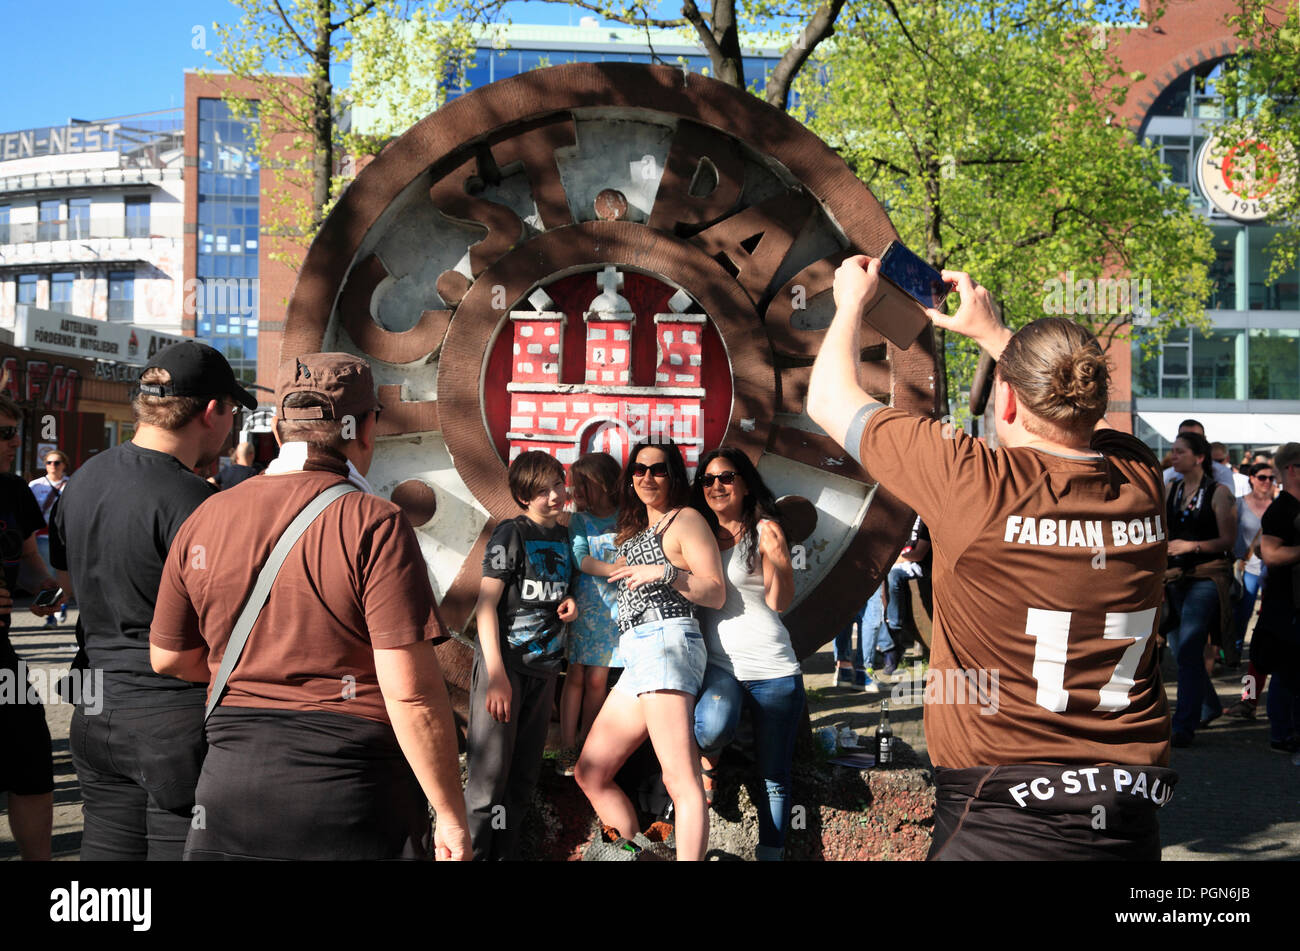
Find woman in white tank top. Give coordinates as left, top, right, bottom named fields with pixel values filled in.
left=690, top=447, right=805, bottom=861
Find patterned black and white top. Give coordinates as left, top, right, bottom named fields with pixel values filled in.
left=615, top=510, right=695, bottom=634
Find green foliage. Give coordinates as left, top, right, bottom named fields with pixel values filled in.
left=793, top=0, right=1214, bottom=411
left=1220, top=0, right=1300, bottom=282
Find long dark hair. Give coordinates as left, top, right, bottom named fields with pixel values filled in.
left=615, top=441, right=692, bottom=546
left=690, top=447, right=783, bottom=573
left=1174, top=431, right=1214, bottom=484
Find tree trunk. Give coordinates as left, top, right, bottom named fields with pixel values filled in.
left=311, top=0, right=334, bottom=232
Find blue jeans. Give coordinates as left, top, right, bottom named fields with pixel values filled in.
left=834, top=587, right=893, bottom=666
left=693, top=665, right=806, bottom=858
left=1166, top=578, right=1223, bottom=735
left=885, top=566, right=915, bottom=633
left=1231, top=569, right=1264, bottom=651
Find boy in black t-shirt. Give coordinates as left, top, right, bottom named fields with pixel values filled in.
left=464, top=451, right=577, bottom=860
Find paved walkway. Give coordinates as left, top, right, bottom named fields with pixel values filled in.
left=802, top=646, right=1300, bottom=861
left=5, top=614, right=1297, bottom=860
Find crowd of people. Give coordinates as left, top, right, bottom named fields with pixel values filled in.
left=2, top=254, right=1298, bottom=863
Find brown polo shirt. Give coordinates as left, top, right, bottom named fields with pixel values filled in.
left=151, top=458, right=448, bottom=725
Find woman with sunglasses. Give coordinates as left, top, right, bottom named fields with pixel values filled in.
left=574, top=441, right=724, bottom=861
left=29, top=450, right=71, bottom=625
left=1226, top=462, right=1276, bottom=718
left=689, top=447, right=804, bottom=861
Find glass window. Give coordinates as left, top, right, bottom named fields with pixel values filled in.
left=38, top=199, right=62, bottom=241
left=67, top=198, right=91, bottom=239
left=1191, top=327, right=1243, bottom=399
left=50, top=272, right=75, bottom=314
left=125, top=196, right=150, bottom=238
left=17, top=273, right=38, bottom=306
left=1132, top=334, right=1160, bottom=398
left=108, top=269, right=134, bottom=322
left=1208, top=225, right=1238, bottom=309
left=0, top=205, right=9, bottom=244
left=1162, top=343, right=1188, bottom=376
left=1248, top=328, right=1300, bottom=400
left=1248, top=226, right=1300, bottom=310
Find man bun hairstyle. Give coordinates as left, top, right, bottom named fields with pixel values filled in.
left=997, top=317, right=1110, bottom=440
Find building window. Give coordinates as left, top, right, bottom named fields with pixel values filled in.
left=50, top=272, right=75, bottom=314
left=1191, top=327, right=1244, bottom=399
left=1248, top=328, right=1300, bottom=400
left=68, top=197, right=91, bottom=239
left=197, top=98, right=259, bottom=381
left=125, top=196, right=150, bottom=238
left=1248, top=226, right=1300, bottom=311
left=0, top=205, right=9, bottom=244
left=17, top=274, right=38, bottom=306
left=108, top=269, right=134, bottom=322
left=38, top=199, right=62, bottom=241
left=1208, top=226, right=1239, bottom=309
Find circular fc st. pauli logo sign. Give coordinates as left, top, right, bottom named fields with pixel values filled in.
left=1197, top=128, right=1296, bottom=221
left=282, top=64, right=940, bottom=707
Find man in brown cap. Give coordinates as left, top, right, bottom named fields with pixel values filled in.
left=150, top=353, right=469, bottom=860
left=50, top=340, right=253, bottom=860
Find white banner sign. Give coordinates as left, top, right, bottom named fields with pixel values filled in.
left=15, top=305, right=188, bottom=367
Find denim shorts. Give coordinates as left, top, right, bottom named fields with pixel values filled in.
left=614, top=617, right=707, bottom=697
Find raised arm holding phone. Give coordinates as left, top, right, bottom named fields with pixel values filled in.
left=808, top=254, right=1174, bottom=861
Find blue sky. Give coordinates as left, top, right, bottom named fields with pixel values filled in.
left=0, top=0, right=627, bottom=132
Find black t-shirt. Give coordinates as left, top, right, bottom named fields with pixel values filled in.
left=215, top=463, right=258, bottom=490
left=1259, top=491, right=1300, bottom=630
left=52, top=442, right=216, bottom=706
left=0, top=474, right=46, bottom=666
left=480, top=515, right=572, bottom=676
left=903, top=517, right=932, bottom=575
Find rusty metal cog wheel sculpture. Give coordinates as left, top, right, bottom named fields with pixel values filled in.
left=282, top=63, right=940, bottom=716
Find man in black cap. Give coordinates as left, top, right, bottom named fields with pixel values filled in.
left=48, top=341, right=255, bottom=860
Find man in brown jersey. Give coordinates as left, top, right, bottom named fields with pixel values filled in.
left=809, top=256, right=1175, bottom=860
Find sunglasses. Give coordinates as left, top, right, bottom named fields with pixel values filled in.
left=0, top=426, right=17, bottom=440
left=45, top=459, right=65, bottom=466
left=701, top=471, right=738, bottom=488
left=631, top=462, right=669, bottom=479
left=1254, top=473, right=1275, bottom=482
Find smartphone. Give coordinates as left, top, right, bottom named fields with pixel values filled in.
left=34, top=587, right=64, bottom=608
left=879, top=241, right=953, bottom=310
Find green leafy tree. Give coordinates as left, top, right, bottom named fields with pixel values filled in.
left=461, top=0, right=848, bottom=109
left=209, top=0, right=475, bottom=249
left=1219, top=0, right=1300, bottom=281
left=794, top=0, right=1214, bottom=418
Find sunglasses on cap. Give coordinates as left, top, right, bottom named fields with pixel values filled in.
left=631, top=462, right=669, bottom=479
left=701, top=471, right=738, bottom=488
left=0, top=426, right=17, bottom=440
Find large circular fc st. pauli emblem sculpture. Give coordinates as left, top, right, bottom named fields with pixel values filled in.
left=282, top=64, right=940, bottom=712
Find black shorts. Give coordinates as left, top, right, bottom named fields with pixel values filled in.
left=185, top=707, right=431, bottom=861
left=0, top=685, right=55, bottom=796
left=929, top=763, right=1178, bottom=861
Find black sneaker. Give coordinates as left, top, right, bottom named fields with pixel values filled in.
left=1270, top=737, right=1300, bottom=754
